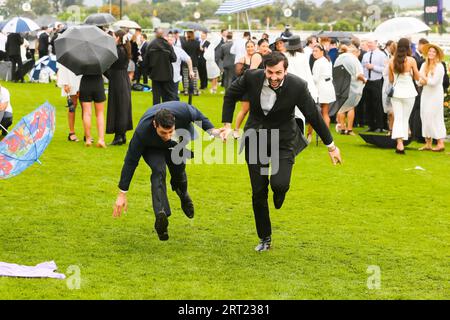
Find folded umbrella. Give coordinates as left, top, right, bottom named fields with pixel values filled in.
left=55, top=25, right=118, bottom=76
left=0, top=103, right=56, bottom=179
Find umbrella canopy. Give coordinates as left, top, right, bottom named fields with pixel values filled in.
left=374, top=17, right=431, bottom=39
left=177, top=22, right=208, bottom=32
left=359, top=133, right=412, bottom=149
left=113, top=20, right=141, bottom=29
left=29, top=55, right=58, bottom=81
left=0, top=103, right=55, bottom=179
left=84, top=13, right=116, bottom=26
left=2, top=17, right=40, bottom=33
left=329, top=64, right=351, bottom=117
left=55, top=25, right=118, bottom=76
left=215, top=0, right=274, bottom=14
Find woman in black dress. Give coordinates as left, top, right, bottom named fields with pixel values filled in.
left=106, top=29, right=133, bottom=146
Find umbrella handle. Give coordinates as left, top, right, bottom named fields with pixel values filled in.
left=0, top=123, right=9, bottom=135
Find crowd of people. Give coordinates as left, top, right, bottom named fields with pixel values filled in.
left=1, top=24, right=449, bottom=154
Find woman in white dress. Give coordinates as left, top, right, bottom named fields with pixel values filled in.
left=418, top=43, right=447, bottom=152
left=382, top=40, right=397, bottom=134
left=312, top=44, right=336, bottom=128
left=389, top=38, right=420, bottom=154
left=334, top=45, right=367, bottom=136
left=204, top=35, right=221, bottom=94
left=57, top=63, right=82, bottom=142
left=283, top=35, right=318, bottom=137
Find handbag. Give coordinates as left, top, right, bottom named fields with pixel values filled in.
left=388, top=74, right=399, bottom=98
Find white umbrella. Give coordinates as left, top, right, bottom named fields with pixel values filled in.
left=2, top=17, right=40, bottom=33
left=374, top=17, right=431, bottom=39
left=113, top=20, right=141, bottom=29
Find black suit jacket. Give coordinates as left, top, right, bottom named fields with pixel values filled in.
left=118, top=102, right=215, bottom=191
left=222, top=69, right=333, bottom=158
left=6, top=33, right=23, bottom=56
left=145, top=37, right=177, bottom=82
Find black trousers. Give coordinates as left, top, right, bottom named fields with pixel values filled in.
left=245, top=138, right=295, bottom=239
left=363, top=79, right=385, bottom=130
left=142, top=148, right=188, bottom=217
left=198, top=57, right=208, bottom=89
left=9, top=55, right=23, bottom=82
left=152, top=80, right=176, bottom=106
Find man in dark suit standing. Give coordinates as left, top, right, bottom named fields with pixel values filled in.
left=113, top=102, right=221, bottom=241
left=219, top=32, right=235, bottom=91
left=145, top=28, right=177, bottom=105
left=220, top=52, right=342, bottom=252
left=38, top=27, right=49, bottom=58
left=5, top=32, right=24, bottom=82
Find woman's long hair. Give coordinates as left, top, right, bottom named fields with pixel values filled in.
left=393, top=38, right=411, bottom=74
left=424, top=48, right=440, bottom=77
left=314, top=44, right=330, bottom=62
left=115, top=29, right=132, bottom=60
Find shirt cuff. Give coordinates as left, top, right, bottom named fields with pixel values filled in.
left=326, top=141, right=335, bottom=148
left=119, top=189, right=128, bottom=194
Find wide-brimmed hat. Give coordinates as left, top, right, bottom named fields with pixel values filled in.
left=285, top=35, right=302, bottom=51
left=422, top=43, right=445, bottom=61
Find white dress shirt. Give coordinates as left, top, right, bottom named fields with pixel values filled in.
left=361, top=49, right=388, bottom=81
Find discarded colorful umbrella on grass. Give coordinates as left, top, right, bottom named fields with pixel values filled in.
left=0, top=103, right=55, bottom=179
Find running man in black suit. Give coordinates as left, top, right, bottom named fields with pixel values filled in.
left=113, top=102, right=221, bottom=241
left=220, top=52, right=342, bottom=252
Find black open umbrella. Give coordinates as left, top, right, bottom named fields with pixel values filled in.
left=359, top=133, right=413, bottom=149
left=55, top=25, right=118, bottom=75
left=84, top=13, right=116, bottom=26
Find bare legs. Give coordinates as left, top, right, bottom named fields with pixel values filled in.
left=82, top=101, right=106, bottom=148
left=68, top=94, right=79, bottom=141
left=321, top=104, right=331, bottom=128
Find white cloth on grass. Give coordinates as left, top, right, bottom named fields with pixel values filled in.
left=0, top=261, right=66, bottom=279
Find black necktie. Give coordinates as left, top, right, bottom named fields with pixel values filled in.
left=368, top=51, right=373, bottom=80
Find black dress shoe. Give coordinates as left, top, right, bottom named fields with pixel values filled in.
left=255, top=237, right=272, bottom=252
left=110, top=135, right=125, bottom=146
left=395, top=149, right=406, bottom=155
left=273, top=193, right=286, bottom=210
left=154, top=210, right=169, bottom=241
left=175, top=188, right=194, bottom=219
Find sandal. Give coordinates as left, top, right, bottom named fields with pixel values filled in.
left=432, top=147, right=445, bottom=153
left=346, top=130, right=356, bottom=136
left=68, top=133, right=79, bottom=142
left=418, top=146, right=432, bottom=151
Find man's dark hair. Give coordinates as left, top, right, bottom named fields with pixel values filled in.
left=226, top=32, right=233, bottom=40
left=154, top=109, right=176, bottom=129
left=243, top=31, right=251, bottom=38
left=418, top=38, right=429, bottom=45
left=263, top=52, right=289, bottom=70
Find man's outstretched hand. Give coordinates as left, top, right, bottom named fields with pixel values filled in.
left=218, top=124, right=233, bottom=142
left=329, top=146, right=343, bottom=165
left=113, top=192, right=128, bottom=218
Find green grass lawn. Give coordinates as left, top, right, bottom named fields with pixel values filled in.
left=0, top=81, right=449, bottom=300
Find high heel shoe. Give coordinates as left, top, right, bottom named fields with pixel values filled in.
left=68, top=133, right=79, bottom=142
left=395, top=148, right=405, bottom=155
